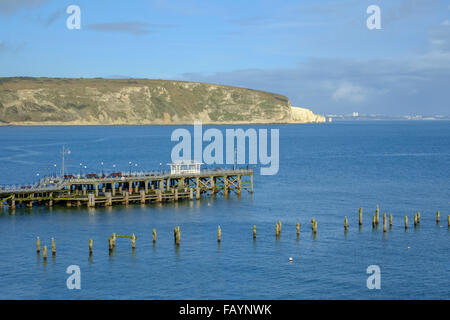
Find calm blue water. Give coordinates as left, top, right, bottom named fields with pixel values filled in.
left=0, top=121, right=449, bottom=299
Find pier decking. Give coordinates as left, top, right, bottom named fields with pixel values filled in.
left=0, top=168, right=253, bottom=209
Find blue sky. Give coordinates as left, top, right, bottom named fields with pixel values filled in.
left=1, top=0, right=449, bottom=115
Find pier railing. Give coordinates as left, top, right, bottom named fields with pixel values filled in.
left=0, top=168, right=253, bottom=195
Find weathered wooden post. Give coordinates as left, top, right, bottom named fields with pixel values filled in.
left=108, top=237, right=113, bottom=253
left=153, top=229, right=157, bottom=243
left=253, top=225, right=257, bottom=239
left=217, top=226, right=221, bottom=243
left=131, top=234, right=136, bottom=249
left=42, top=245, right=47, bottom=260
left=36, top=237, right=41, bottom=253
left=140, top=190, right=146, bottom=204
left=51, top=237, right=56, bottom=256
left=372, top=215, right=376, bottom=228
left=448, top=215, right=450, bottom=227
left=404, top=216, right=408, bottom=230
left=414, top=213, right=418, bottom=226
left=277, top=220, right=282, bottom=233
left=417, top=212, right=421, bottom=223
left=383, top=212, right=387, bottom=233
left=359, top=207, right=363, bottom=226
left=436, top=210, right=440, bottom=224
left=89, top=238, right=93, bottom=255
left=112, top=233, right=116, bottom=248
left=296, top=222, right=300, bottom=237
left=344, top=217, right=348, bottom=231
left=275, top=221, right=281, bottom=237
left=175, top=227, right=180, bottom=245
left=88, top=193, right=95, bottom=207
left=105, top=192, right=112, bottom=206
left=311, top=218, right=317, bottom=234
left=189, top=188, right=193, bottom=201
left=124, top=191, right=130, bottom=205
left=375, top=205, right=379, bottom=225
left=389, top=214, right=393, bottom=228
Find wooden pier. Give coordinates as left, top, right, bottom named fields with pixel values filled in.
left=0, top=168, right=253, bottom=209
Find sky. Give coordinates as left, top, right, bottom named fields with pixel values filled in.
left=0, top=0, right=449, bottom=116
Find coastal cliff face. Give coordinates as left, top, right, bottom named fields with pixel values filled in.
left=0, top=78, right=324, bottom=125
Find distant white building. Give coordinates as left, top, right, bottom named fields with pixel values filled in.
left=168, top=160, right=203, bottom=175
left=352, top=112, right=359, bottom=117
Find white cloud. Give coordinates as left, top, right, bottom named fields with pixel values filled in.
left=331, top=82, right=368, bottom=103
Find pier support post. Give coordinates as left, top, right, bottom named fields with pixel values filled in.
left=383, top=212, right=387, bottom=233
left=145, top=181, right=149, bottom=194
left=237, top=175, right=242, bottom=195
left=112, top=184, right=116, bottom=196
left=189, top=188, right=193, bottom=201
left=344, top=217, right=348, bottom=232
left=157, top=189, right=162, bottom=202
left=217, top=226, right=221, bottom=242
left=389, top=214, right=393, bottom=228
left=95, top=184, right=99, bottom=197
left=88, top=193, right=96, bottom=207
left=224, top=176, right=229, bottom=196
left=174, top=188, right=178, bottom=201
left=250, top=173, right=253, bottom=194
left=296, top=222, right=300, bottom=237
left=253, top=225, right=257, bottom=239
left=124, top=191, right=129, bottom=205
left=196, top=185, right=200, bottom=200
left=105, top=192, right=112, bottom=206
left=131, top=234, right=136, bottom=249
left=436, top=210, right=440, bottom=224
left=140, top=190, right=146, bottom=204
left=404, top=216, right=408, bottom=230
left=359, top=208, right=363, bottom=226
left=153, top=229, right=157, bottom=243
left=10, top=196, right=15, bottom=209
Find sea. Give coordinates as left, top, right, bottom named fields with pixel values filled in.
left=0, top=121, right=449, bottom=299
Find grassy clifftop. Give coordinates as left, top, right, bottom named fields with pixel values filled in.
left=0, top=77, right=324, bottom=125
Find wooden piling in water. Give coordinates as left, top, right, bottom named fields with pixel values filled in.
left=375, top=206, right=379, bottom=225
left=174, top=227, right=180, bottom=245
left=372, top=215, right=376, bottom=228
left=36, top=237, right=40, bottom=253
left=217, top=226, right=221, bottom=242
left=448, top=215, right=450, bottom=227
left=89, top=238, right=93, bottom=255
left=153, top=229, right=156, bottom=243
left=417, top=212, right=421, bottom=223
left=311, top=218, right=317, bottom=234
left=436, top=210, right=440, bottom=224
left=383, top=212, right=387, bottom=233
left=112, top=233, right=116, bottom=248
left=131, top=234, right=136, bottom=249
left=359, top=207, right=363, bottom=226
left=405, top=216, right=408, bottom=230
left=344, top=217, right=348, bottom=231
left=253, top=225, right=256, bottom=239
left=389, top=214, right=393, bottom=227
left=42, top=246, right=47, bottom=260
left=414, top=213, right=418, bottom=226
left=108, top=237, right=113, bottom=252
left=275, top=221, right=281, bottom=237
left=296, top=222, right=300, bottom=237
left=51, top=237, right=56, bottom=256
